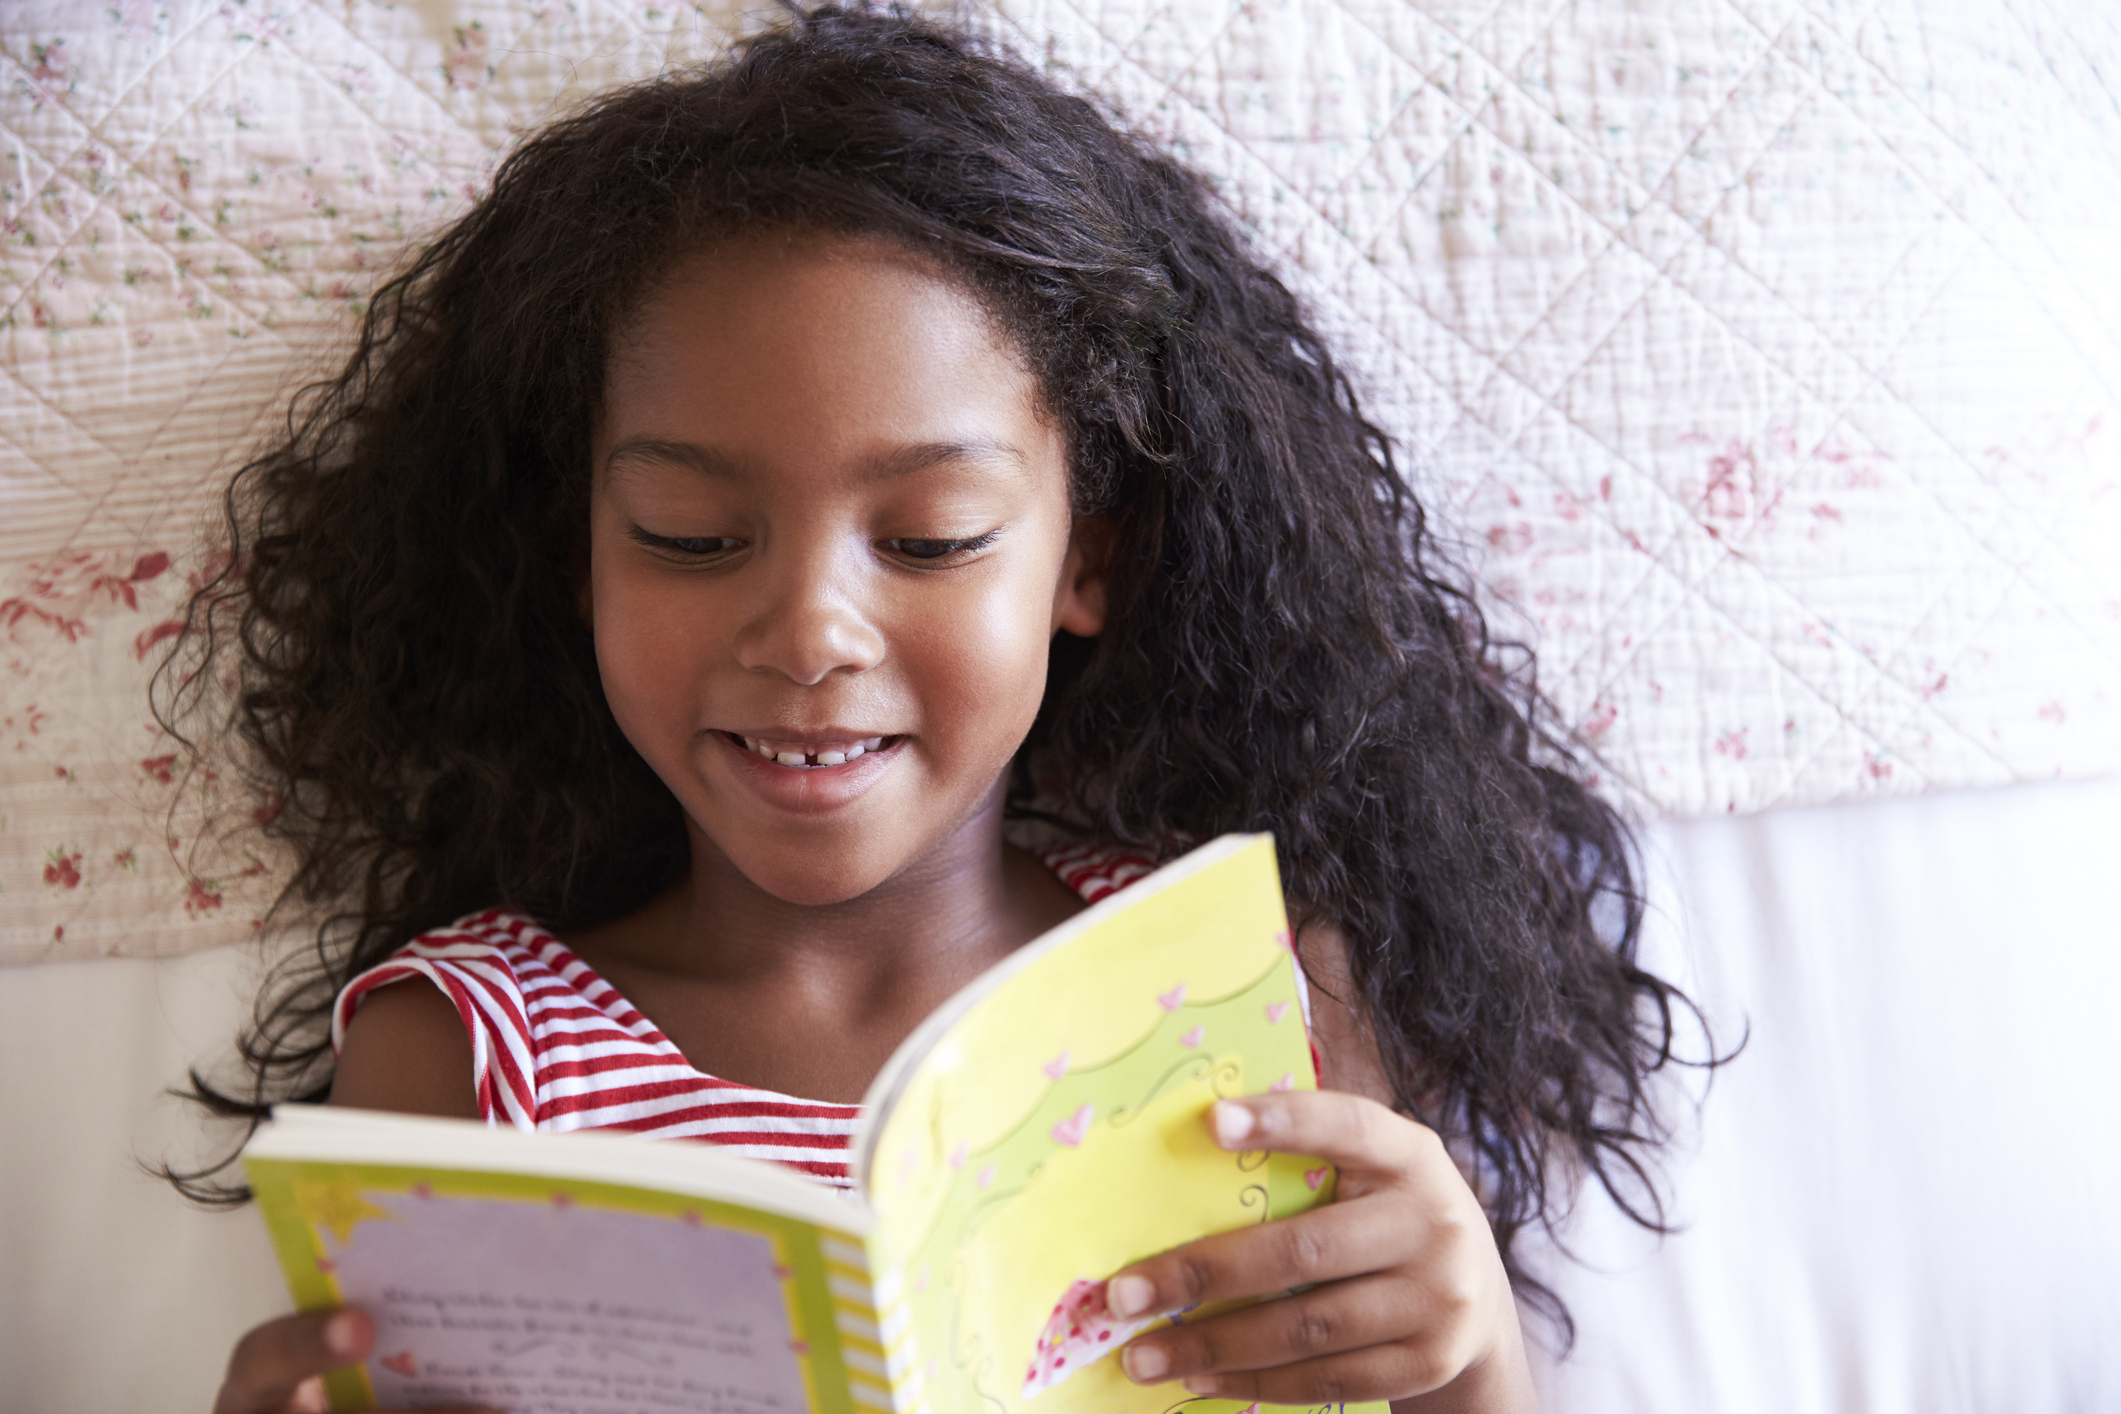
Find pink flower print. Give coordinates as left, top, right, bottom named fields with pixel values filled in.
left=28, top=41, right=69, bottom=89
left=1580, top=701, right=1618, bottom=743
left=1486, top=521, right=1533, bottom=554
left=140, top=753, right=177, bottom=785
left=2039, top=700, right=2067, bottom=725
left=4, top=549, right=176, bottom=649
left=1701, top=440, right=1759, bottom=525
left=1712, top=727, right=1749, bottom=760
left=43, top=848, right=84, bottom=890
left=1022, top=1279, right=1160, bottom=1398
left=133, top=620, right=183, bottom=660
left=184, top=877, right=223, bottom=914
left=442, top=23, right=490, bottom=91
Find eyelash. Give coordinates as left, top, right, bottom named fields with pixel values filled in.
left=891, top=531, right=999, bottom=562
left=629, top=528, right=739, bottom=557
left=626, top=527, right=1000, bottom=563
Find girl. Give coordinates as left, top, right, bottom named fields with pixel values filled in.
left=174, top=8, right=1698, bottom=1412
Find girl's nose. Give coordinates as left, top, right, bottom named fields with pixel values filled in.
left=731, top=552, right=887, bottom=685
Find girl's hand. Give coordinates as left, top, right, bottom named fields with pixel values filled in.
left=212, top=1307, right=496, bottom=1414
left=1107, top=1092, right=1536, bottom=1413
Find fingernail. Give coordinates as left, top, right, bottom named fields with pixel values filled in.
left=322, top=1310, right=363, bottom=1359
left=1107, top=1273, right=1155, bottom=1318
left=1212, top=1100, right=1256, bottom=1146
left=1182, top=1374, right=1220, bottom=1395
left=1122, top=1343, right=1169, bottom=1382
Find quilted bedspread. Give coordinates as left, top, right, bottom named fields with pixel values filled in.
left=3, top=0, right=2117, bottom=963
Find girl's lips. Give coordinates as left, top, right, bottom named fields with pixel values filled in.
left=713, top=730, right=904, bottom=813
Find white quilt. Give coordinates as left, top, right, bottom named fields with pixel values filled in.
left=3, top=0, right=2118, bottom=962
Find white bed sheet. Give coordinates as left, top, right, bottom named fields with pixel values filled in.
left=4, top=777, right=2117, bottom=1412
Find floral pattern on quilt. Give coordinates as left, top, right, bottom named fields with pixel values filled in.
left=3, top=0, right=2117, bottom=962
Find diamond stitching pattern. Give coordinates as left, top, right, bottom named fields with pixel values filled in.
left=2, top=0, right=2116, bottom=964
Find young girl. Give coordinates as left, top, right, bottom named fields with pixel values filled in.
left=176, top=8, right=1696, bottom=1412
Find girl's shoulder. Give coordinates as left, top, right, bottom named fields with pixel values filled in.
left=327, top=908, right=594, bottom=1128
left=329, top=909, right=573, bottom=1046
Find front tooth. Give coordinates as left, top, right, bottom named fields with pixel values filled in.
left=755, top=740, right=776, bottom=759
left=843, top=743, right=864, bottom=761
left=861, top=737, right=883, bottom=751
left=817, top=750, right=846, bottom=765
left=775, top=751, right=806, bottom=767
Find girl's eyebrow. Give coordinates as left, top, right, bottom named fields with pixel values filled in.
left=602, top=436, right=1028, bottom=483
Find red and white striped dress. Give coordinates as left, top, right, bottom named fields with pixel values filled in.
left=330, top=841, right=1157, bottom=1189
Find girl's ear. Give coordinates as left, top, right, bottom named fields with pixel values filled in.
left=1052, top=513, right=1114, bottom=637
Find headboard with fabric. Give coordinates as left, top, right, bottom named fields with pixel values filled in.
left=3, top=0, right=2116, bottom=962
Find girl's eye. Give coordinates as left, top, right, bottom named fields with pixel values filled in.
left=629, top=527, right=739, bottom=557
left=890, top=532, right=999, bottom=563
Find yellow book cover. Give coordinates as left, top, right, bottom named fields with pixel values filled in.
left=244, top=834, right=1386, bottom=1414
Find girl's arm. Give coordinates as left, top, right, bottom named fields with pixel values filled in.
left=212, top=981, right=488, bottom=1414
left=1102, top=924, right=1540, bottom=1414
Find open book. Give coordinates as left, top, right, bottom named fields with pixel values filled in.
left=246, top=834, right=1381, bottom=1414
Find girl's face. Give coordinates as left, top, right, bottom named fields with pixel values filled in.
left=589, top=235, right=1104, bottom=906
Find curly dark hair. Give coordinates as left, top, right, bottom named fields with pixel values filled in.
left=162, top=1, right=1712, bottom=1339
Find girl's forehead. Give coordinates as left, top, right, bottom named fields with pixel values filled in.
left=619, top=232, right=1013, bottom=360
left=594, top=231, right=1062, bottom=491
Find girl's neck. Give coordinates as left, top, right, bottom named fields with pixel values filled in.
left=599, top=792, right=1085, bottom=1018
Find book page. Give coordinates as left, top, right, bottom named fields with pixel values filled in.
left=860, top=835, right=1385, bottom=1414
left=248, top=1144, right=885, bottom=1414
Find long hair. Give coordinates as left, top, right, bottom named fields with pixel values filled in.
left=161, top=3, right=1712, bottom=1338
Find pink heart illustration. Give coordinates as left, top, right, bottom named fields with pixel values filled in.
left=1304, top=1167, right=1330, bottom=1191
left=1270, top=1073, right=1294, bottom=1092
left=772, top=1262, right=795, bottom=1279
left=1157, top=984, right=1187, bottom=1011
left=948, top=1140, right=969, bottom=1170
left=1051, top=1103, right=1094, bottom=1147
left=1264, top=1000, right=1291, bottom=1024
left=681, top=1210, right=703, bottom=1228
left=1239, top=1405, right=1261, bottom=1414
left=1043, top=1051, right=1070, bottom=1080
left=976, top=1164, right=997, bottom=1189
left=1274, top=928, right=1294, bottom=952
left=1178, top=1024, right=1205, bottom=1048
left=313, top=1256, right=335, bottom=1273
left=379, top=1351, right=418, bottom=1378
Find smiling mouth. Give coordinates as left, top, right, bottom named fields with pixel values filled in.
left=730, top=732, right=896, bottom=768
